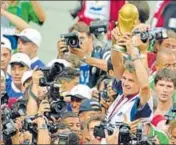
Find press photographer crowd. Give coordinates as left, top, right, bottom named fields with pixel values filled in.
left=1, top=0, right=176, bottom=144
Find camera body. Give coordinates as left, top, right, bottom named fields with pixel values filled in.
left=133, top=28, right=168, bottom=43
left=99, top=80, right=110, bottom=102
left=61, top=32, right=80, bottom=49
left=38, top=62, right=65, bottom=86
left=94, top=121, right=124, bottom=138
left=2, top=107, right=17, bottom=138
left=90, top=20, right=108, bottom=35
left=45, top=84, right=67, bottom=119
left=118, top=123, right=131, bottom=144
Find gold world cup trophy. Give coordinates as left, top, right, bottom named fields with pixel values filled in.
left=112, top=4, right=139, bottom=55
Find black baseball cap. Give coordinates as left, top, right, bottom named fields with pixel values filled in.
left=79, top=99, right=102, bottom=114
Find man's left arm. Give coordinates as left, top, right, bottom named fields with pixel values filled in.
left=31, top=1, right=46, bottom=23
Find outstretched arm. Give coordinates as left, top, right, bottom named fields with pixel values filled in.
left=1, top=8, right=30, bottom=31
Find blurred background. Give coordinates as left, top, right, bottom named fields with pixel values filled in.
left=31, top=1, right=157, bottom=64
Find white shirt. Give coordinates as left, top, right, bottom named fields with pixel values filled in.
left=106, top=81, right=153, bottom=124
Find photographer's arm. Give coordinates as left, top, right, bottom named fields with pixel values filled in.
left=27, top=71, right=44, bottom=116
left=26, top=84, right=39, bottom=116
left=1, top=9, right=30, bottom=31
left=84, top=57, right=107, bottom=71
left=33, top=117, right=50, bottom=144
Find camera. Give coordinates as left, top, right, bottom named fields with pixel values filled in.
left=61, top=32, right=80, bottom=49
left=39, top=62, right=65, bottom=86
left=45, top=84, right=67, bottom=119
left=118, top=123, right=132, bottom=144
left=11, top=99, right=27, bottom=118
left=94, top=121, right=123, bottom=138
left=99, top=80, right=110, bottom=102
left=94, top=121, right=132, bottom=144
left=90, top=20, right=108, bottom=35
left=1, top=92, right=9, bottom=105
left=22, top=116, right=38, bottom=137
left=51, top=132, right=79, bottom=145
left=2, top=107, right=17, bottom=138
left=133, top=28, right=168, bottom=43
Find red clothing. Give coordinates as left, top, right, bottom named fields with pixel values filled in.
left=8, top=98, right=18, bottom=108
left=77, top=0, right=125, bottom=39
left=147, top=52, right=156, bottom=69
left=152, top=0, right=172, bottom=27
left=151, top=115, right=166, bottom=126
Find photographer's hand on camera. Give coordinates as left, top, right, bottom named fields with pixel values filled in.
left=27, top=70, right=45, bottom=116
left=38, top=100, right=51, bottom=115
left=107, top=85, right=116, bottom=102
left=132, top=23, right=150, bottom=53
left=104, top=128, right=119, bottom=144
left=57, top=38, right=69, bottom=59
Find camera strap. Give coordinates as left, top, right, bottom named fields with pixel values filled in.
left=29, top=85, right=40, bottom=106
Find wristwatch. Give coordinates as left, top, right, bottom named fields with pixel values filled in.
left=38, top=123, right=48, bottom=130
left=81, top=54, right=89, bottom=63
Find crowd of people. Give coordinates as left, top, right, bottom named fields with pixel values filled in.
left=1, top=0, right=176, bottom=144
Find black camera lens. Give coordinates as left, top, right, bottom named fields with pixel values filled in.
left=51, top=100, right=66, bottom=113
left=68, top=37, right=79, bottom=48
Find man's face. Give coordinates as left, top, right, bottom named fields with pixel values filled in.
left=64, top=117, right=81, bottom=135
left=155, top=80, right=175, bottom=103
left=121, top=70, right=140, bottom=96
left=79, top=111, right=101, bottom=123
left=1, top=76, right=6, bottom=93
left=88, top=120, right=101, bottom=143
left=77, top=32, right=93, bottom=53
left=11, top=64, right=28, bottom=86
left=71, top=97, right=82, bottom=114
left=60, top=77, right=79, bottom=92
left=161, top=38, right=176, bottom=52
left=1, top=48, right=11, bottom=71
left=18, top=39, right=34, bottom=58
left=156, top=54, right=176, bottom=71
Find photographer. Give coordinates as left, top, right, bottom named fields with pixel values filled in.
left=85, top=114, right=105, bottom=144
left=154, top=29, right=176, bottom=53
left=58, top=67, right=80, bottom=96
left=57, top=22, right=111, bottom=87
left=61, top=112, right=81, bottom=141
left=67, top=84, right=92, bottom=114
